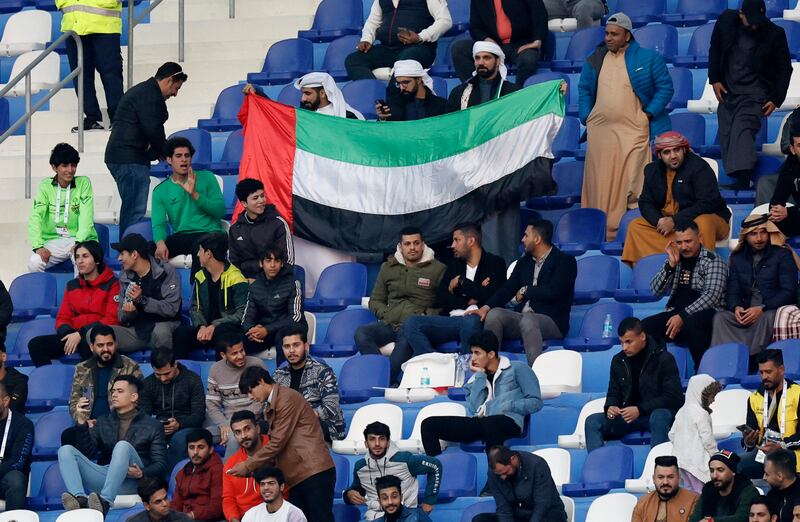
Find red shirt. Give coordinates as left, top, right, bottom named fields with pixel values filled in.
left=494, top=0, right=512, bottom=43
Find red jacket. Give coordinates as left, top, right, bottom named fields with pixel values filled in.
left=222, top=434, right=269, bottom=521
left=55, top=267, right=119, bottom=337
left=171, top=452, right=223, bottom=521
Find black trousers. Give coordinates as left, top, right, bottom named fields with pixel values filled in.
left=164, top=232, right=206, bottom=280
left=171, top=324, right=205, bottom=359
left=0, top=470, right=28, bottom=511
left=28, top=333, right=92, bottom=367
left=420, top=414, right=521, bottom=456
left=65, top=33, right=123, bottom=125
left=354, top=321, right=410, bottom=384
left=345, top=43, right=437, bottom=80
left=288, top=467, right=336, bottom=522
left=642, top=308, right=716, bottom=368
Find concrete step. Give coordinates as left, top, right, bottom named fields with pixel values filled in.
left=133, top=17, right=314, bottom=45
left=148, top=0, right=320, bottom=22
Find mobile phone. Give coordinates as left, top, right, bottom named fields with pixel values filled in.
left=397, top=27, right=409, bottom=34
left=736, top=424, right=755, bottom=434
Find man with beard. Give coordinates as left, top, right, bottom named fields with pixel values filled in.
left=374, top=475, right=432, bottom=522
left=446, top=41, right=519, bottom=113
left=295, top=72, right=363, bottom=119
left=222, top=411, right=271, bottom=522
left=690, top=451, right=758, bottom=522
left=768, top=127, right=800, bottom=239
left=632, top=456, right=699, bottom=522
left=242, top=467, right=306, bottom=522
left=765, top=450, right=800, bottom=522
left=171, top=429, right=223, bottom=521
left=376, top=60, right=446, bottom=121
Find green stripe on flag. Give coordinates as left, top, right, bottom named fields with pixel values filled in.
left=294, top=80, right=565, bottom=168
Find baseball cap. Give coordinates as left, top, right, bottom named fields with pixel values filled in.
left=111, top=233, right=151, bottom=257
left=741, top=0, right=768, bottom=27
left=606, top=12, right=633, bottom=32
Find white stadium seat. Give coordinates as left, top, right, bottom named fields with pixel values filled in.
left=0, top=510, right=39, bottom=522
left=585, top=493, right=638, bottom=522
left=533, top=350, right=582, bottom=399
left=397, top=402, right=466, bottom=453
left=0, top=51, right=59, bottom=96
left=625, top=441, right=674, bottom=493
left=56, top=509, right=103, bottom=522
left=533, top=448, right=571, bottom=492
left=710, top=388, right=753, bottom=439
left=558, top=397, right=605, bottom=449
left=0, top=10, right=51, bottom=57
left=332, top=403, right=403, bottom=455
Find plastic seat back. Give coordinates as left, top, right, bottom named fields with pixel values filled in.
left=573, top=255, right=619, bottom=304
left=342, top=79, right=387, bottom=120
left=33, top=410, right=73, bottom=459
left=632, top=23, right=677, bottom=59
left=698, top=343, right=749, bottom=385
left=533, top=350, right=583, bottom=399
left=338, top=354, right=390, bottom=403
left=554, top=208, right=607, bottom=253
left=321, top=35, right=362, bottom=80
left=585, top=493, right=638, bottom=522
left=9, top=273, right=57, bottom=321
left=670, top=112, right=705, bottom=146
left=0, top=9, right=51, bottom=56
left=532, top=448, right=571, bottom=491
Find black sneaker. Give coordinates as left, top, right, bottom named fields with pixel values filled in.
left=87, top=492, right=111, bottom=515
left=61, top=492, right=88, bottom=510
left=71, top=121, right=104, bottom=133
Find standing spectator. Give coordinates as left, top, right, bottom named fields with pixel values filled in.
left=0, top=383, right=34, bottom=511
left=242, top=467, right=307, bottom=522
left=230, top=367, right=336, bottom=522
left=689, top=451, right=759, bottom=522
left=622, top=131, right=731, bottom=265
left=769, top=127, right=800, bottom=239
left=344, top=421, right=442, bottom=520
left=29, top=240, right=119, bottom=366
left=711, top=215, right=797, bottom=355
left=543, top=0, right=606, bottom=30
left=345, top=0, right=452, bottom=80
left=470, top=219, right=576, bottom=365
left=105, top=62, right=187, bottom=236
left=765, top=450, right=800, bottom=522
left=641, top=221, right=727, bottom=368
left=28, top=143, right=97, bottom=272
left=171, top=429, right=223, bottom=522
left=632, top=456, right=699, bottom=522
left=376, top=60, right=447, bottom=121
left=57, top=0, right=123, bottom=132
left=708, top=0, right=792, bottom=190
left=373, top=475, right=432, bottom=522
left=0, top=281, right=10, bottom=352
left=579, top=13, right=674, bottom=240
left=473, top=446, right=567, bottom=522
left=356, top=226, right=446, bottom=383
left=111, top=233, right=182, bottom=353
left=669, top=374, right=723, bottom=493
left=127, top=476, right=192, bottom=522
left=451, top=0, right=548, bottom=85
left=273, top=325, right=346, bottom=443
left=0, top=346, right=26, bottom=414
left=420, top=331, right=542, bottom=455
left=584, top=317, right=684, bottom=452
left=222, top=410, right=271, bottom=522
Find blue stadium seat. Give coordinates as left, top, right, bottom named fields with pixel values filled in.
left=247, top=38, right=314, bottom=85
left=8, top=316, right=54, bottom=366
left=633, top=24, right=677, bottom=61
left=774, top=19, right=800, bottom=60
left=697, top=343, right=749, bottom=386
left=298, top=0, right=362, bottom=42
left=33, top=410, right=72, bottom=460
left=666, top=67, right=694, bottom=110
left=552, top=117, right=580, bottom=159
left=9, top=272, right=57, bottom=321
left=614, top=254, right=668, bottom=303
left=551, top=27, right=605, bottom=73
left=662, top=0, right=725, bottom=26
left=220, top=175, right=239, bottom=219
left=197, top=85, right=245, bottom=132
left=766, top=0, right=790, bottom=18
left=0, top=1, right=28, bottom=14
left=334, top=504, right=361, bottom=522
left=151, top=128, right=213, bottom=176
left=277, top=82, right=303, bottom=107
left=95, top=223, right=110, bottom=258
left=600, top=208, right=641, bottom=256
left=668, top=344, right=690, bottom=379
left=437, top=452, right=477, bottom=501
left=332, top=453, right=350, bottom=497
left=124, top=219, right=154, bottom=241
left=561, top=445, right=634, bottom=497
left=670, top=112, right=705, bottom=148
left=530, top=405, right=580, bottom=445
left=563, top=302, right=634, bottom=351
left=573, top=255, right=620, bottom=304
left=527, top=160, right=582, bottom=210
left=616, top=0, right=666, bottom=26
left=27, top=364, right=74, bottom=411
left=338, top=354, right=389, bottom=403
left=446, top=0, right=470, bottom=35
left=209, top=129, right=244, bottom=176
left=310, top=308, right=376, bottom=357
left=28, top=462, right=67, bottom=510
left=305, top=262, right=368, bottom=312
left=672, top=23, right=714, bottom=68
left=321, top=35, right=362, bottom=81
left=342, top=79, right=386, bottom=120
left=431, top=33, right=470, bottom=78
left=460, top=501, right=497, bottom=522
left=523, top=72, right=574, bottom=114
left=431, top=76, right=448, bottom=98
left=554, top=208, right=606, bottom=256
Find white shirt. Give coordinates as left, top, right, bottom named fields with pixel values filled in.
left=465, top=263, right=477, bottom=282
left=241, top=501, right=307, bottom=522
left=361, top=0, right=453, bottom=43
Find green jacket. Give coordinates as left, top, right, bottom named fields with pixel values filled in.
left=369, top=246, right=446, bottom=330
left=189, top=262, right=249, bottom=327
left=151, top=171, right=225, bottom=243
left=29, top=175, right=97, bottom=250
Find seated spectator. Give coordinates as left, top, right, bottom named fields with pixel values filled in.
left=711, top=215, right=797, bottom=355
left=223, top=410, right=271, bottom=522
left=689, top=450, right=759, bottom=522
left=765, top=449, right=800, bottom=522
left=139, top=348, right=206, bottom=473
left=669, top=374, right=723, bottom=494
left=641, top=220, right=727, bottom=368
left=295, top=73, right=364, bottom=119
left=59, top=375, right=166, bottom=516
left=356, top=226, right=446, bottom=383
left=0, top=280, right=9, bottom=352
left=345, top=0, right=452, bottom=81
left=446, top=41, right=520, bottom=113
left=127, top=476, right=192, bottom=522
left=376, top=60, right=447, bottom=121
left=206, top=327, right=266, bottom=458
left=793, top=502, right=800, bottom=521
left=171, top=428, right=223, bottom=522
left=474, top=445, right=566, bottom=522
left=584, top=317, right=684, bottom=452
left=403, top=223, right=506, bottom=359
left=242, top=467, right=307, bottom=522
left=769, top=127, right=800, bottom=239
left=451, top=0, right=547, bottom=85
left=543, top=0, right=606, bottom=30
left=622, top=131, right=731, bottom=266
left=272, top=325, right=346, bottom=443
left=28, top=143, right=97, bottom=273
left=111, top=233, right=182, bottom=353
left=0, top=346, right=26, bottom=414
left=470, top=219, right=576, bottom=365
left=344, top=421, right=442, bottom=520
left=740, top=350, right=800, bottom=480
left=241, top=244, right=306, bottom=362
left=0, top=383, right=33, bottom=511
left=29, top=240, right=119, bottom=366
left=632, top=456, right=699, bottom=522
left=373, top=474, right=432, bottom=522
left=230, top=367, right=336, bottom=522
left=228, top=178, right=293, bottom=280
left=750, top=495, right=780, bottom=522
left=172, top=233, right=248, bottom=357
left=420, top=331, right=542, bottom=455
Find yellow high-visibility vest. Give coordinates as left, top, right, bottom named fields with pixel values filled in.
left=56, top=0, right=122, bottom=36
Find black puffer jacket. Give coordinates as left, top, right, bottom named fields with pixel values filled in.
left=726, top=244, right=798, bottom=311
left=228, top=205, right=293, bottom=279
left=241, top=264, right=306, bottom=333
left=139, top=363, right=206, bottom=429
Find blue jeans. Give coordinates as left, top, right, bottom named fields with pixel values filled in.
left=402, top=315, right=482, bottom=355
left=58, top=441, right=142, bottom=502
left=584, top=408, right=674, bottom=452
left=107, top=163, right=151, bottom=237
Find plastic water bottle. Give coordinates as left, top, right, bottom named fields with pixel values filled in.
left=602, top=314, right=613, bottom=338
left=420, top=367, right=431, bottom=387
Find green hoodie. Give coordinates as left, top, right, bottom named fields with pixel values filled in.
left=29, top=175, right=97, bottom=250
left=151, top=170, right=225, bottom=243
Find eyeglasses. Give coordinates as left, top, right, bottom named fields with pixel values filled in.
left=395, top=79, right=415, bottom=88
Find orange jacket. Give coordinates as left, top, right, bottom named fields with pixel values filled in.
left=222, top=434, right=269, bottom=521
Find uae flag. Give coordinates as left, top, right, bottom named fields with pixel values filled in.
left=236, top=80, right=564, bottom=252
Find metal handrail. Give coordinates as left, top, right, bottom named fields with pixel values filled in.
left=0, top=30, right=84, bottom=199
left=127, top=0, right=184, bottom=89
left=229, top=0, right=235, bottom=18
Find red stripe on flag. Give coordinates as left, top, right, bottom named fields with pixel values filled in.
left=233, top=93, right=297, bottom=229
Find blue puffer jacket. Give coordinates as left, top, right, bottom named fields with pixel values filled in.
left=465, top=356, right=543, bottom=430
left=578, top=40, right=674, bottom=140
